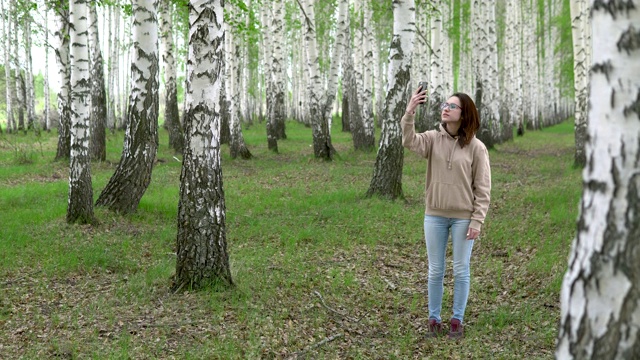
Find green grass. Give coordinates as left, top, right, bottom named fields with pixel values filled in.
left=0, top=118, right=581, bottom=359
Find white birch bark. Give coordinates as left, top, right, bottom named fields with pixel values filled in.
left=106, top=4, right=115, bottom=130
left=44, top=7, right=51, bottom=132
left=2, top=0, right=14, bottom=133
left=54, top=0, right=72, bottom=159
left=505, top=0, right=523, bottom=132
left=302, top=0, right=335, bottom=159
left=225, top=4, right=251, bottom=159
left=557, top=3, right=640, bottom=358
left=429, top=1, right=444, bottom=124
left=159, top=0, right=183, bottom=153
left=24, top=18, right=36, bottom=130
left=411, top=1, right=429, bottom=132
left=175, top=0, right=232, bottom=290
left=67, top=0, right=94, bottom=224
left=361, top=0, right=374, bottom=143
left=571, top=0, right=591, bottom=166
left=88, top=2, right=107, bottom=161
left=95, top=0, right=159, bottom=214
left=367, top=0, right=415, bottom=199
left=13, top=16, right=24, bottom=131
left=323, top=0, right=346, bottom=127
left=112, top=1, right=121, bottom=129
left=485, top=0, right=501, bottom=142
left=267, top=0, right=286, bottom=151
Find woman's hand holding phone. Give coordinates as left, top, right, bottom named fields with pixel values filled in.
left=405, top=81, right=428, bottom=115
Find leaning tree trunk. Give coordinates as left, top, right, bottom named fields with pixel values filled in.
left=54, top=1, right=72, bottom=160
left=303, top=0, right=335, bottom=160
left=556, top=3, right=640, bottom=359
left=88, top=2, right=107, bottom=161
left=366, top=0, right=415, bottom=199
left=95, top=0, right=159, bottom=214
left=67, top=0, right=95, bottom=224
left=174, top=0, right=233, bottom=291
left=159, top=0, right=184, bottom=153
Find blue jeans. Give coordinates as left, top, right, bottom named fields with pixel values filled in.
left=424, top=215, right=474, bottom=323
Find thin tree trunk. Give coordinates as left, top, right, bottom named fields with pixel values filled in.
left=88, top=2, right=107, bottom=161
left=67, top=0, right=95, bottom=224
left=54, top=1, right=72, bottom=160
left=571, top=0, right=590, bottom=167
left=2, top=0, right=14, bottom=134
left=174, top=0, right=233, bottom=291
left=366, top=0, right=415, bottom=199
left=225, top=5, right=252, bottom=160
left=24, top=19, right=36, bottom=131
left=44, top=7, right=51, bottom=132
left=96, top=0, right=159, bottom=214
left=266, top=0, right=285, bottom=152
left=159, top=0, right=184, bottom=153
left=302, top=0, right=335, bottom=160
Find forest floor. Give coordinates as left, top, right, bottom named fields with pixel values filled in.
left=0, top=119, right=581, bottom=359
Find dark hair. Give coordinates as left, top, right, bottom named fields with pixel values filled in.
left=451, top=92, right=480, bottom=148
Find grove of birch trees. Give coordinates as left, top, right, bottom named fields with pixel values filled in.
left=3, top=0, right=640, bottom=353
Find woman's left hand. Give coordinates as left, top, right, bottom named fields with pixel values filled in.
left=466, top=228, right=480, bottom=240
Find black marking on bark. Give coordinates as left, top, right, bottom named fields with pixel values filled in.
left=617, top=25, right=640, bottom=54
left=611, top=88, right=616, bottom=110
left=586, top=179, right=608, bottom=193
left=592, top=61, right=613, bottom=82
left=623, top=88, right=640, bottom=118
left=592, top=0, right=636, bottom=19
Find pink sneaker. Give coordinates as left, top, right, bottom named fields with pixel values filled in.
left=448, top=318, right=464, bottom=339
left=425, top=318, right=443, bottom=338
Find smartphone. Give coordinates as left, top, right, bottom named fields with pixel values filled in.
left=418, top=81, right=428, bottom=93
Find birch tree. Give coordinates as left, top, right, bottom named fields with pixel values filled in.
left=174, top=0, right=233, bottom=291
left=571, top=0, right=590, bottom=167
left=360, top=0, right=375, bottom=147
left=159, top=0, right=184, bottom=153
left=366, top=0, right=415, bottom=199
left=67, top=0, right=95, bottom=224
left=96, top=0, right=159, bottom=214
left=24, top=17, right=36, bottom=131
left=429, top=1, right=444, bottom=127
left=302, top=0, right=335, bottom=159
left=44, top=7, right=51, bottom=132
left=504, top=0, right=523, bottom=134
left=322, top=0, right=346, bottom=130
left=88, top=2, right=107, bottom=161
left=557, top=2, right=640, bottom=358
left=2, top=0, right=14, bottom=134
left=54, top=0, right=72, bottom=160
left=225, top=4, right=252, bottom=159
left=266, top=0, right=286, bottom=152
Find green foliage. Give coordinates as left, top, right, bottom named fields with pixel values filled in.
left=554, top=0, right=575, bottom=98
left=0, top=119, right=580, bottom=358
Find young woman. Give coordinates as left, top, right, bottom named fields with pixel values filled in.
left=401, top=86, right=491, bottom=339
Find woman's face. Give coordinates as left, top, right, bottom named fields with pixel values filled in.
left=441, top=96, right=463, bottom=124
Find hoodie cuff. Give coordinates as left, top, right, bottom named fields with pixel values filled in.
left=469, top=220, right=483, bottom=232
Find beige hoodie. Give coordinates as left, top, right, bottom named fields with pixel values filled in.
left=401, top=113, right=491, bottom=231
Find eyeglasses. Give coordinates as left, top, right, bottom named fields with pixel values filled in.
left=440, top=102, right=462, bottom=111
